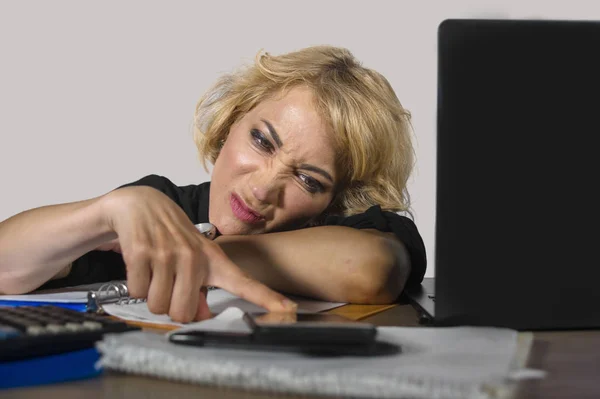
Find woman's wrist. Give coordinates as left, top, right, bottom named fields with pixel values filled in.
left=86, top=193, right=119, bottom=245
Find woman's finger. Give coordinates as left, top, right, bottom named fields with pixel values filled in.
left=212, top=259, right=298, bottom=313
left=122, top=242, right=152, bottom=299
left=255, top=312, right=297, bottom=323
left=168, top=249, right=205, bottom=322
left=146, top=252, right=175, bottom=315
left=194, top=288, right=212, bottom=321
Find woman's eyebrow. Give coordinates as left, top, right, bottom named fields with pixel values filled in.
left=261, top=118, right=334, bottom=184
left=261, top=119, right=283, bottom=148
left=299, top=164, right=334, bottom=183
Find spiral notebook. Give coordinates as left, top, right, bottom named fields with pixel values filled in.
left=0, top=281, right=347, bottom=328
left=97, top=308, right=541, bottom=399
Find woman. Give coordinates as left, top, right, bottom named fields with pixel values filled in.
left=0, top=46, right=426, bottom=323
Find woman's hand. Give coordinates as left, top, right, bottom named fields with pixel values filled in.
left=99, top=186, right=297, bottom=323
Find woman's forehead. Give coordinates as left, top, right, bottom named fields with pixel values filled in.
left=246, top=88, right=337, bottom=165
left=251, top=87, right=326, bottom=133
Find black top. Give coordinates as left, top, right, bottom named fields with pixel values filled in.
left=42, top=174, right=426, bottom=291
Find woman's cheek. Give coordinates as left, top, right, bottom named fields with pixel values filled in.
left=285, top=190, right=325, bottom=220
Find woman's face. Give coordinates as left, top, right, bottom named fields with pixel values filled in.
left=209, top=86, right=337, bottom=235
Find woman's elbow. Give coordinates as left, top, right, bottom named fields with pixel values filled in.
left=346, top=236, right=412, bottom=304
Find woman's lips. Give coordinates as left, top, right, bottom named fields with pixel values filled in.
left=230, top=194, right=265, bottom=224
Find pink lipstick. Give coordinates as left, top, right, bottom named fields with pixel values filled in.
left=230, top=194, right=265, bottom=224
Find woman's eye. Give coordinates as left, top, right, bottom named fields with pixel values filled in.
left=251, top=129, right=274, bottom=152
left=298, top=174, right=324, bottom=194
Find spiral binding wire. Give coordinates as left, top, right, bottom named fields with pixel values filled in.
left=87, top=280, right=146, bottom=312
left=98, top=280, right=128, bottom=299
left=86, top=280, right=218, bottom=312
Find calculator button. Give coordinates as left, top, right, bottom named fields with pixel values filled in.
left=0, top=324, right=21, bottom=339
left=81, top=313, right=108, bottom=320
left=45, top=324, right=69, bottom=333
left=64, top=322, right=86, bottom=332
left=26, top=325, right=47, bottom=335
left=82, top=321, right=103, bottom=330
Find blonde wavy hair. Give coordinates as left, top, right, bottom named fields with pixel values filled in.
left=193, top=45, right=415, bottom=217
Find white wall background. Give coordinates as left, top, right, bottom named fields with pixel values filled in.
left=1, top=0, right=599, bottom=277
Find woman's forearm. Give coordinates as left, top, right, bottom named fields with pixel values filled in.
left=216, top=226, right=411, bottom=304
left=0, top=195, right=412, bottom=304
left=0, top=196, right=115, bottom=294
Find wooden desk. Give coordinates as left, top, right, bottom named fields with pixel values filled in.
left=4, top=303, right=600, bottom=399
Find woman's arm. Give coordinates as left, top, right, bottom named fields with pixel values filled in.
left=0, top=198, right=115, bottom=294
left=0, top=187, right=295, bottom=322
left=216, top=226, right=411, bottom=304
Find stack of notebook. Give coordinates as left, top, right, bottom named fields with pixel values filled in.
left=97, top=307, right=541, bottom=399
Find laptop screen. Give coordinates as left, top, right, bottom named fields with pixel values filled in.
left=435, top=19, right=600, bottom=329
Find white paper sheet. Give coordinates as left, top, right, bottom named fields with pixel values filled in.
left=101, top=289, right=346, bottom=326
left=102, top=302, right=183, bottom=326
left=205, top=288, right=345, bottom=314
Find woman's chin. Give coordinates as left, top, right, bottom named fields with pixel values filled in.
left=214, top=218, right=264, bottom=236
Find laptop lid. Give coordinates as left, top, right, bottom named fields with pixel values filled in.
left=435, top=19, right=600, bottom=330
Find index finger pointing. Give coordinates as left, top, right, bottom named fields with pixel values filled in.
left=215, top=267, right=298, bottom=313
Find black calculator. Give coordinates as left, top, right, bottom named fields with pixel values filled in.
left=0, top=305, right=139, bottom=362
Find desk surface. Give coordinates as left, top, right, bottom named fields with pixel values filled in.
left=4, top=303, right=600, bottom=399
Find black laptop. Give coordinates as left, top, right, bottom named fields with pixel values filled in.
left=407, top=19, right=600, bottom=330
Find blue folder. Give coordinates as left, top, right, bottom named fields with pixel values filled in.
left=0, top=300, right=87, bottom=312
left=0, top=348, right=102, bottom=389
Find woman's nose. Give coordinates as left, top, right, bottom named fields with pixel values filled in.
left=251, top=178, right=282, bottom=205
